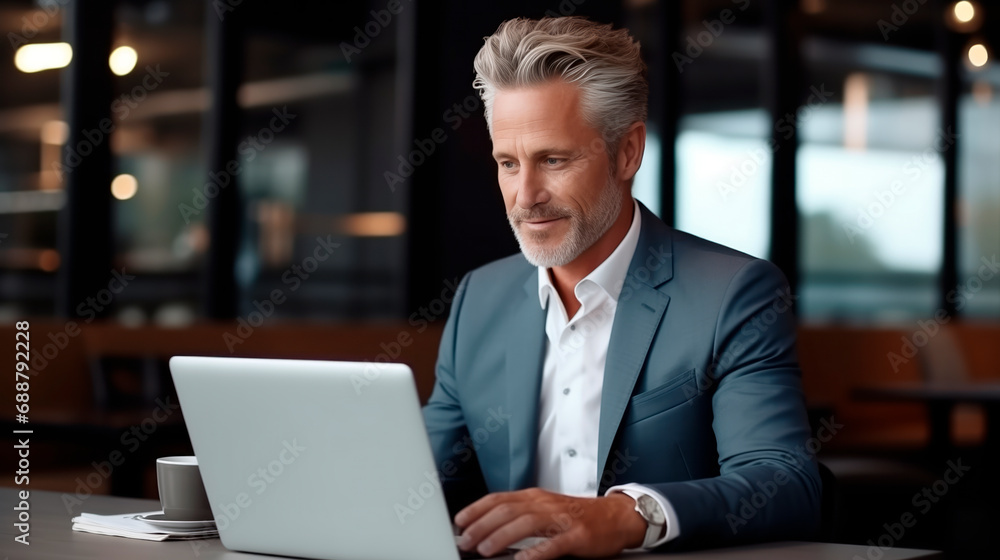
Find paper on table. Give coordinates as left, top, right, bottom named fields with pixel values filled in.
left=71, top=511, right=219, bottom=541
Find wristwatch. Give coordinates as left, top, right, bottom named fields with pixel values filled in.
left=623, top=491, right=666, bottom=548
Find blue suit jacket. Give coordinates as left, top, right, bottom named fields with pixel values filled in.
left=422, top=202, right=821, bottom=548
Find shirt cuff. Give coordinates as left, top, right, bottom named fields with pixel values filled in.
left=605, top=482, right=681, bottom=550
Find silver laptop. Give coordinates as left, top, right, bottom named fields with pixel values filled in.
left=169, top=356, right=507, bottom=560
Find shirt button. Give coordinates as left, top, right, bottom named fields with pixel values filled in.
left=567, top=449, right=577, bottom=457
left=562, top=388, right=570, bottom=395
left=570, top=325, right=576, bottom=331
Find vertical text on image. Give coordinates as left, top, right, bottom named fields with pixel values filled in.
left=13, top=320, right=33, bottom=546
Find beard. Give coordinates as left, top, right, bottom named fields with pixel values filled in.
left=508, top=177, right=624, bottom=268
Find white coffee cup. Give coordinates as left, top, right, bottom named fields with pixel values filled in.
left=156, top=456, right=212, bottom=521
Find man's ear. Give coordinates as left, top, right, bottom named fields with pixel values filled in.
left=616, top=121, right=646, bottom=183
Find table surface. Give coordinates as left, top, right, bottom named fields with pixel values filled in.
left=0, top=487, right=943, bottom=559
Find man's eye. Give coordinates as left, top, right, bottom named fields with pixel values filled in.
left=500, top=161, right=515, bottom=169
left=545, top=158, right=562, bottom=165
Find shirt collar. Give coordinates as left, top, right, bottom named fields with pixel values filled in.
left=538, top=199, right=642, bottom=309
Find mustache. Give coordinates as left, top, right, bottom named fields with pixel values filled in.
left=508, top=205, right=573, bottom=224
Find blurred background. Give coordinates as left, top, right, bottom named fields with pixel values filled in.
left=0, top=0, right=997, bottom=557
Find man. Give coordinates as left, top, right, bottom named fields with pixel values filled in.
left=422, top=16, right=821, bottom=559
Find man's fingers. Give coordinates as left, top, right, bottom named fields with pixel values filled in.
left=514, top=532, right=575, bottom=560
left=455, top=492, right=505, bottom=527
left=460, top=501, right=528, bottom=551
left=454, top=489, right=599, bottom=558
left=473, top=511, right=543, bottom=557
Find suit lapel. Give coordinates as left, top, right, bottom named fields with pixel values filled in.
left=506, top=272, right=546, bottom=490
left=597, top=203, right=674, bottom=481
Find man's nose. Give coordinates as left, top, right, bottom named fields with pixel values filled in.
left=514, top=166, right=550, bottom=210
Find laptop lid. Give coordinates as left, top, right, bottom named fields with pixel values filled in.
left=168, top=356, right=459, bottom=560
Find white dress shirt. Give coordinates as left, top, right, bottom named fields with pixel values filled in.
left=534, top=200, right=680, bottom=548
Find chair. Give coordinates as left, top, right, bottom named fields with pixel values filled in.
left=917, top=324, right=985, bottom=449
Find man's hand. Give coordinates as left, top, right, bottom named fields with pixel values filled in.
left=454, top=488, right=646, bottom=560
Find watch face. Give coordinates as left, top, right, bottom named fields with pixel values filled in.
left=637, top=494, right=666, bottom=525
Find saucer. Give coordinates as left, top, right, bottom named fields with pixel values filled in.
left=136, top=512, right=216, bottom=529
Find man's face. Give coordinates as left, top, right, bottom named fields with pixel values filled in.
left=491, top=80, right=624, bottom=268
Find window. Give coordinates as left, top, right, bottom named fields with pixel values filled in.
left=797, top=44, right=943, bottom=322
left=958, top=75, right=1000, bottom=318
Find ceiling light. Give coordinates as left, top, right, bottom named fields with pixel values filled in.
left=111, top=174, right=138, bottom=200
left=14, top=42, right=72, bottom=73
left=968, top=43, right=989, bottom=68
left=953, top=1, right=975, bottom=23
left=109, top=46, right=138, bottom=76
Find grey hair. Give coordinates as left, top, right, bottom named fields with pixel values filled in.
left=472, top=17, right=648, bottom=155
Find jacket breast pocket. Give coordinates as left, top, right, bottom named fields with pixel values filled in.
left=624, top=368, right=698, bottom=425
